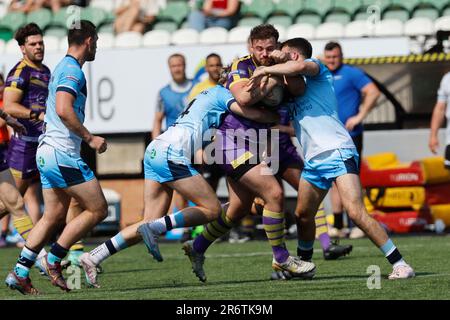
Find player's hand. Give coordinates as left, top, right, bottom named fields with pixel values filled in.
left=345, top=115, right=363, bottom=131
left=38, top=112, right=45, bottom=122
left=246, top=67, right=269, bottom=92
left=271, top=124, right=290, bottom=133
left=89, top=135, right=107, bottom=154
left=429, top=135, right=439, bottom=154
left=270, top=50, right=289, bottom=63
left=5, top=115, right=27, bottom=136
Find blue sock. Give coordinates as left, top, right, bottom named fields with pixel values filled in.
left=48, top=242, right=68, bottom=265
left=380, top=239, right=403, bottom=265
left=150, top=212, right=186, bottom=234
left=14, top=246, right=38, bottom=279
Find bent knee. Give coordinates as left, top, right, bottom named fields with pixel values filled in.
left=263, top=187, right=284, bottom=206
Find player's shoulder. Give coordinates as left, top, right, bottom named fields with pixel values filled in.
left=7, top=60, right=28, bottom=76
left=231, top=55, right=253, bottom=69
left=441, top=72, right=450, bottom=84
left=42, top=64, right=51, bottom=74
left=342, top=63, right=365, bottom=76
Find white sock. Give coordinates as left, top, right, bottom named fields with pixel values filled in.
left=37, top=248, right=47, bottom=259
left=89, top=243, right=111, bottom=265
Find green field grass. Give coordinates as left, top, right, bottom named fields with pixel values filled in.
left=0, top=235, right=449, bottom=300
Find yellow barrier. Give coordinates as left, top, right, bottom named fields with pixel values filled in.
left=430, top=204, right=450, bottom=226
left=364, top=186, right=426, bottom=210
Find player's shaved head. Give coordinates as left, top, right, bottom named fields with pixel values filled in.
left=168, top=53, right=185, bottom=65
left=205, top=53, right=222, bottom=83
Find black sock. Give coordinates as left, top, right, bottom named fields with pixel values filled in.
left=1, top=231, right=7, bottom=240
left=49, top=242, right=69, bottom=263
left=334, top=212, right=344, bottom=229
left=297, top=248, right=313, bottom=262
left=386, top=248, right=403, bottom=265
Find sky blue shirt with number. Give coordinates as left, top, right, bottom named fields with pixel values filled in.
left=40, top=55, right=87, bottom=156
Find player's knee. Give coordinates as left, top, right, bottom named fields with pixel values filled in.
left=207, top=200, right=222, bottom=220
left=264, top=187, right=283, bottom=206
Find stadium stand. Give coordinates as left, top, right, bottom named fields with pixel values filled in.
left=0, top=1, right=448, bottom=51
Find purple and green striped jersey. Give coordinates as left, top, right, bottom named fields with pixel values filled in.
left=4, top=59, right=50, bottom=138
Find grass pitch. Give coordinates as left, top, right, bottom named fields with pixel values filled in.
left=0, top=235, right=449, bottom=300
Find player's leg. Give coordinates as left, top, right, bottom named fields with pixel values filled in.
left=237, top=163, right=315, bottom=277
left=80, top=179, right=173, bottom=287
left=0, top=213, right=9, bottom=248
left=0, top=169, right=35, bottom=243
left=335, top=173, right=415, bottom=279
left=5, top=187, right=71, bottom=294
left=183, top=177, right=250, bottom=282
left=294, top=177, right=328, bottom=262
left=62, top=198, right=85, bottom=268
left=23, top=179, right=42, bottom=225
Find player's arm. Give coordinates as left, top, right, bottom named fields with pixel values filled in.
left=345, top=83, right=380, bottom=131
left=429, top=101, right=446, bottom=154
left=0, top=108, right=27, bottom=134
left=3, top=88, right=44, bottom=122
left=229, top=101, right=280, bottom=124
left=255, top=60, right=320, bottom=78
left=56, top=91, right=107, bottom=154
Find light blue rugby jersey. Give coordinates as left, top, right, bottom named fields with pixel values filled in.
left=157, top=85, right=235, bottom=156
left=286, top=58, right=355, bottom=161
left=40, top=55, right=87, bottom=156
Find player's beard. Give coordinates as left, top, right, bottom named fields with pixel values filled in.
left=26, top=50, right=44, bottom=65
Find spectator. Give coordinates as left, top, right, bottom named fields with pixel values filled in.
left=114, top=0, right=163, bottom=34
left=8, top=0, right=83, bottom=13
left=323, top=41, right=380, bottom=239
left=429, top=71, right=450, bottom=169
left=188, top=0, right=240, bottom=32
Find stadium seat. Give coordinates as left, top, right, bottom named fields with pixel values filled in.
left=435, top=16, right=450, bottom=31
left=26, top=8, right=52, bottom=30
left=157, top=1, right=189, bottom=26
left=90, top=0, right=115, bottom=12
left=383, top=8, right=410, bottom=22
left=142, top=30, right=171, bottom=47
left=315, top=22, right=344, bottom=39
left=391, top=0, right=422, bottom=12
left=59, top=36, right=68, bottom=52
left=171, top=28, right=199, bottom=45
left=227, top=26, right=252, bottom=43
left=0, top=27, right=13, bottom=42
left=98, top=23, right=114, bottom=34
left=286, top=23, right=315, bottom=39
left=344, top=20, right=373, bottom=38
left=412, top=7, right=440, bottom=20
left=324, top=12, right=352, bottom=25
left=44, top=26, right=67, bottom=38
left=361, top=0, right=391, bottom=13
left=199, top=27, right=228, bottom=44
left=114, top=31, right=142, bottom=48
left=295, top=14, right=322, bottom=27
left=272, top=25, right=287, bottom=41
left=152, top=21, right=179, bottom=33
left=374, top=19, right=404, bottom=37
left=240, top=0, right=275, bottom=20
left=422, top=0, right=449, bottom=11
left=97, top=33, right=115, bottom=49
left=43, top=35, right=59, bottom=52
left=5, top=39, right=20, bottom=55
left=0, top=2, right=7, bottom=20
left=443, top=7, right=450, bottom=17
left=81, top=7, right=107, bottom=27
left=303, top=0, right=334, bottom=17
left=404, top=17, right=434, bottom=36
left=237, top=17, right=264, bottom=27
left=0, top=39, right=5, bottom=54
left=52, top=5, right=78, bottom=28
left=273, top=0, right=304, bottom=19
left=0, top=12, right=26, bottom=32
left=333, top=0, right=364, bottom=16
left=266, top=15, right=293, bottom=29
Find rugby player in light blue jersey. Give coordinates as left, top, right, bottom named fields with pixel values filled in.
left=78, top=81, right=281, bottom=288
left=5, top=20, right=108, bottom=295
left=248, top=37, right=415, bottom=280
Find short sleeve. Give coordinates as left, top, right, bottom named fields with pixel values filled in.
left=56, top=65, right=83, bottom=98
left=218, top=87, right=236, bottom=111
left=226, top=60, right=251, bottom=89
left=350, top=66, right=372, bottom=91
left=437, top=73, right=450, bottom=103
left=5, top=66, right=29, bottom=92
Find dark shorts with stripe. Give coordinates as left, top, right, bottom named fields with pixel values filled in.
left=7, top=136, right=39, bottom=180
